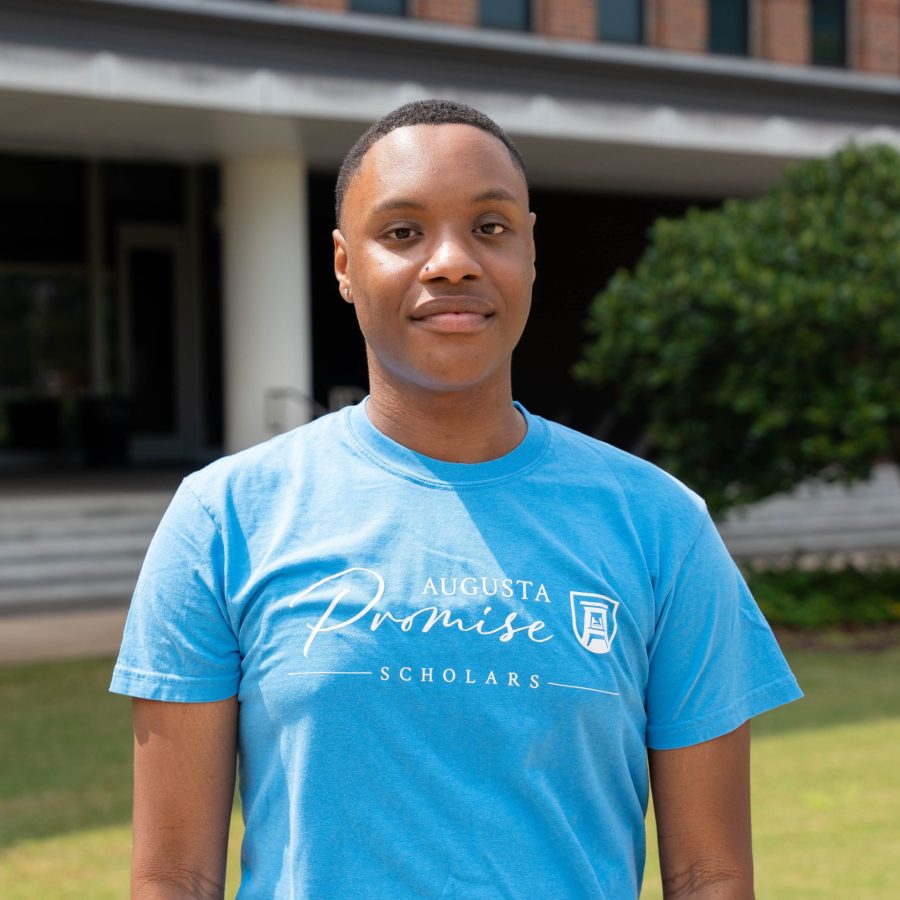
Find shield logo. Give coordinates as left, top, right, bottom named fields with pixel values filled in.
left=569, top=592, right=619, bottom=654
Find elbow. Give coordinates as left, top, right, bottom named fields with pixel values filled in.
left=661, top=859, right=754, bottom=900
left=132, top=864, right=225, bottom=900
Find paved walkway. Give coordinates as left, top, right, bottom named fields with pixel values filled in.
left=0, top=605, right=128, bottom=667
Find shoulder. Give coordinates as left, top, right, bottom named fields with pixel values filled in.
left=539, top=415, right=709, bottom=535
left=180, top=409, right=345, bottom=521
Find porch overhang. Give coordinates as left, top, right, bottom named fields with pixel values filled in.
left=1, top=0, right=898, bottom=195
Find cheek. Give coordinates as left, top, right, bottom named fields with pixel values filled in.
left=350, top=291, right=398, bottom=345
left=496, top=257, right=535, bottom=303
left=351, top=297, right=384, bottom=338
left=351, top=244, right=414, bottom=283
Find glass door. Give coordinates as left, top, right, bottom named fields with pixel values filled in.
left=117, top=225, right=201, bottom=462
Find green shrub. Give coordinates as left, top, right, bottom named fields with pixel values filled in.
left=574, top=143, right=900, bottom=514
left=746, top=566, right=900, bottom=629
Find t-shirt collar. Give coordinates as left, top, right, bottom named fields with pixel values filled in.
left=343, top=396, right=549, bottom=487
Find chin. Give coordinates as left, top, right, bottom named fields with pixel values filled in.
left=407, top=368, right=509, bottom=396
left=370, top=348, right=512, bottom=397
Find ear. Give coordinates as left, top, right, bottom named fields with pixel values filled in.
left=333, top=228, right=352, bottom=302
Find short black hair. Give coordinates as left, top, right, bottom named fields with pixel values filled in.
left=335, top=98, right=527, bottom=227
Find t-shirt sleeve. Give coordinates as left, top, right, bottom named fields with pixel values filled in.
left=109, top=480, right=241, bottom=702
left=645, top=512, right=802, bottom=750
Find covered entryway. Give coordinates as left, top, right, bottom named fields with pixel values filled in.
left=116, top=224, right=201, bottom=462
left=0, top=154, right=224, bottom=470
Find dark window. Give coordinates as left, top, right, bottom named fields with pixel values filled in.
left=0, top=154, right=89, bottom=451
left=812, top=0, right=846, bottom=66
left=598, top=0, right=643, bottom=45
left=480, top=0, right=531, bottom=31
left=102, top=162, right=183, bottom=265
left=128, top=249, right=176, bottom=434
left=0, top=155, right=85, bottom=264
left=708, top=0, right=748, bottom=55
left=0, top=272, right=89, bottom=396
left=349, top=0, right=407, bottom=15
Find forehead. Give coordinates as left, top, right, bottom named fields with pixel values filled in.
left=348, top=123, right=527, bottom=209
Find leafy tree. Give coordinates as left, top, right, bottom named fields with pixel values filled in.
left=574, top=143, right=900, bottom=514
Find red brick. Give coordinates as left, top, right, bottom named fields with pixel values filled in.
left=649, top=0, right=707, bottom=54
left=854, top=0, right=900, bottom=74
left=413, top=0, right=477, bottom=27
left=280, top=0, right=348, bottom=12
left=755, top=0, right=810, bottom=65
left=535, top=0, right=596, bottom=41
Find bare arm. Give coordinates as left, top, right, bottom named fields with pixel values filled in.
left=131, top=696, right=238, bottom=900
left=648, top=722, right=753, bottom=900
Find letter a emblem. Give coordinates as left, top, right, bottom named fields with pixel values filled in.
left=569, top=592, right=619, bottom=654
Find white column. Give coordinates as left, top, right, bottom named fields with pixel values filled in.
left=222, top=153, right=313, bottom=453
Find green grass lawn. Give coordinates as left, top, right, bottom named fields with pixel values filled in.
left=1, top=646, right=898, bottom=898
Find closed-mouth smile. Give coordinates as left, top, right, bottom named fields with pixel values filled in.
left=410, top=296, right=494, bottom=333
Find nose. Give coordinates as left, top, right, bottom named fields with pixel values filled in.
left=420, top=235, right=483, bottom=284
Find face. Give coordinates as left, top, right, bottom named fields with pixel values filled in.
left=333, top=123, right=536, bottom=396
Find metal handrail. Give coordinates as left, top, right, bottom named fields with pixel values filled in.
left=264, top=387, right=329, bottom=435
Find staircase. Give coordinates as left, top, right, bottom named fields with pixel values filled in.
left=0, top=472, right=179, bottom=616
left=718, top=463, right=900, bottom=563
left=1, top=464, right=898, bottom=618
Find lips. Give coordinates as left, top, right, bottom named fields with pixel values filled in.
left=410, top=296, right=494, bottom=333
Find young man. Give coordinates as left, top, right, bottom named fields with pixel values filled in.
left=112, top=100, right=802, bottom=899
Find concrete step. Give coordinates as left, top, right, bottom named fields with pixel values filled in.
left=1, top=462, right=898, bottom=621
left=0, top=577, right=143, bottom=614
left=0, top=513, right=166, bottom=540
left=0, top=480, right=174, bottom=614
left=718, top=463, right=900, bottom=558
left=0, top=531, right=156, bottom=562
left=0, top=553, right=148, bottom=587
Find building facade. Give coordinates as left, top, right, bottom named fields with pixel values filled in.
left=0, top=0, right=898, bottom=471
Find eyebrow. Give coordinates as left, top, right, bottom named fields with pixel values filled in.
left=469, top=189, right=519, bottom=205
left=370, top=197, right=426, bottom=215
left=370, top=189, right=520, bottom=216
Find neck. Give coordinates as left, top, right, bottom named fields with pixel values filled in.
left=365, top=368, right=526, bottom=464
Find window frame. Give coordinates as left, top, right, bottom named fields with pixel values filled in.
left=597, top=0, right=646, bottom=46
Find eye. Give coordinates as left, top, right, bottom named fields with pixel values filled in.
left=384, top=226, right=418, bottom=240
left=475, top=222, right=506, bottom=236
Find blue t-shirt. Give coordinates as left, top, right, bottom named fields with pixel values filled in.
left=111, top=400, right=801, bottom=899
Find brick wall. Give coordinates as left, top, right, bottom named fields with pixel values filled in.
left=534, top=0, right=596, bottom=41
left=754, top=0, right=810, bottom=65
left=648, top=0, right=707, bottom=53
left=854, top=0, right=900, bottom=73
left=414, top=0, right=477, bottom=27
left=281, top=0, right=347, bottom=11
left=279, top=0, right=900, bottom=78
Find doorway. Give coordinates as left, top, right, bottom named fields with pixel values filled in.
left=117, top=224, right=202, bottom=462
